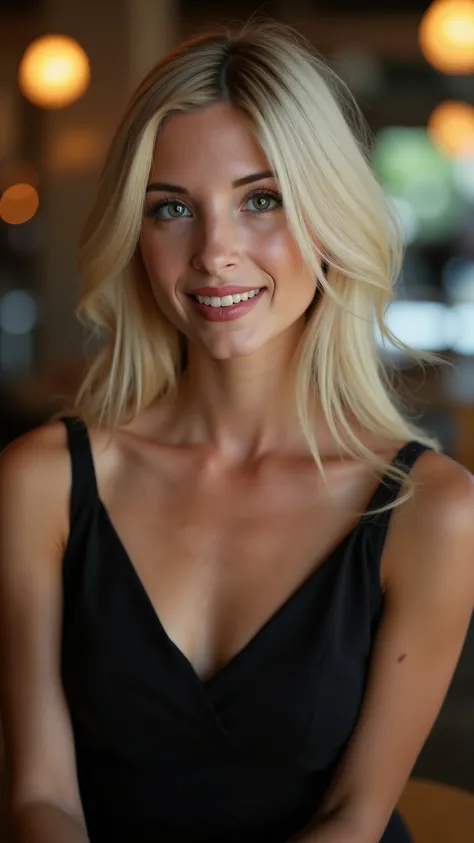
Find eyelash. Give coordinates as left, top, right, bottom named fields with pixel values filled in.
left=146, top=188, right=283, bottom=221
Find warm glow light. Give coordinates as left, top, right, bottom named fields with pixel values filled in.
left=428, top=101, right=474, bottom=157
left=419, top=0, right=474, bottom=73
left=18, top=35, right=90, bottom=109
left=48, top=128, right=105, bottom=171
left=0, top=183, right=39, bottom=224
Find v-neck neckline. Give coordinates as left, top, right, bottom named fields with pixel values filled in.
left=63, top=415, right=419, bottom=691
left=99, top=499, right=365, bottom=690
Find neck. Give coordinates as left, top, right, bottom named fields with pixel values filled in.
left=162, top=327, right=316, bottom=464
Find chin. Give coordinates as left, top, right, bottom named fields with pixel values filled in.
left=206, top=346, right=258, bottom=362
left=202, top=335, right=265, bottom=361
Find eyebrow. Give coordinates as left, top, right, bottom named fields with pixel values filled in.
left=145, top=170, right=274, bottom=194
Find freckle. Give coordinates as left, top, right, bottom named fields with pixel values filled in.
left=397, top=654, right=407, bottom=663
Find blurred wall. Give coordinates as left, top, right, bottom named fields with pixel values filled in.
left=38, top=0, right=178, bottom=366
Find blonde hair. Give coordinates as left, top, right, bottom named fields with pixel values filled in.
left=75, top=19, right=442, bottom=514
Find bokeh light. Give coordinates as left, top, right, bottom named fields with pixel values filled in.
left=454, top=156, right=474, bottom=201
left=373, top=127, right=459, bottom=244
left=419, top=0, right=474, bottom=74
left=390, top=196, right=420, bottom=245
left=384, top=301, right=455, bottom=352
left=0, top=290, right=37, bottom=336
left=18, top=34, right=90, bottom=109
left=0, top=183, right=39, bottom=225
left=428, top=101, right=474, bottom=158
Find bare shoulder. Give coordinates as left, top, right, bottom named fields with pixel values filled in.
left=383, top=448, right=474, bottom=597
left=412, top=446, right=474, bottom=492
left=399, top=448, right=474, bottom=535
left=0, top=420, right=72, bottom=550
left=0, top=418, right=70, bottom=484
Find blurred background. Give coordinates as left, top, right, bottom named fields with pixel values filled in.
left=0, top=0, right=473, bottom=836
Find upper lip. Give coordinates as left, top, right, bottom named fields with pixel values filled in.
left=189, top=285, right=263, bottom=297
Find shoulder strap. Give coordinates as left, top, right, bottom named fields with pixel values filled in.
left=61, top=415, right=98, bottom=526
left=364, top=440, right=433, bottom=519
left=361, top=441, right=435, bottom=597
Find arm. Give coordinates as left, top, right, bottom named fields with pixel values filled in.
left=8, top=804, right=90, bottom=843
left=0, top=425, right=90, bottom=843
left=290, top=450, right=474, bottom=843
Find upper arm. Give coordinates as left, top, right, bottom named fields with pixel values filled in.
left=315, top=451, right=474, bottom=841
left=0, top=424, right=85, bottom=822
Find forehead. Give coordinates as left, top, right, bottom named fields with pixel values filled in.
left=150, top=102, right=271, bottom=183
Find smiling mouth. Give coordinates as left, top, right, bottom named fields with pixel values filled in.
left=188, top=287, right=265, bottom=322
left=191, top=288, right=262, bottom=307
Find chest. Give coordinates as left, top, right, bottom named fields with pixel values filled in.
left=97, top=454, right=377, bottom=683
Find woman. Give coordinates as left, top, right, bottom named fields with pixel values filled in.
left=1, top=20, right=473, bottom=843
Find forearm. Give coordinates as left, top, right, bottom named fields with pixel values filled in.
left=288, top=811, right=372, bottom=843
left=9, top=800, right=90, bottom=843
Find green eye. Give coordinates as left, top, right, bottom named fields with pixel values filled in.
left=252, top=195, right=272, bottom=210
left=166, top=202, right=189, bottom=218
left=147, top=200, right=191, bottom=220
left=245, top=191, right=283, bottom=212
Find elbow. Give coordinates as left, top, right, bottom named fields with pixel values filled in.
left=312, top=804, right=388, bottom=843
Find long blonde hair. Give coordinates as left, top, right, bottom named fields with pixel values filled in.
left=75, top=19, right=441, bottom=513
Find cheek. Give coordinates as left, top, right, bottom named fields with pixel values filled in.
left=139, top=232, right=164, bottom=282
left=258, top=229, right=314, bottom=293
left=139, top=230, right=185, bottom=298
left=138, top=233, right=182, bottom=326
left=257, top=225, right=303, bottom=269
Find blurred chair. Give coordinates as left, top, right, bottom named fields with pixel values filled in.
left=398, top=777, right=474, bottom=842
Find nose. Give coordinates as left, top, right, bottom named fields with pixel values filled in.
left=191, top=214, right=241, bottom=276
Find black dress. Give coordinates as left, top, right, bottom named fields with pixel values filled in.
left=60, top=416, right=429, bottom=842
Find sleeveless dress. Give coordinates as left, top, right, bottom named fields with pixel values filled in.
left=60, top=416, right=431, bottom=843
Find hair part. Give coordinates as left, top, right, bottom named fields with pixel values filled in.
left=74, top=18, right=442, bottom=516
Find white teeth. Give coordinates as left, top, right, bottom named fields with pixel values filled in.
left=195, top=288, right=261, bottom=307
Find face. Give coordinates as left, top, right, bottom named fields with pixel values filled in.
left=139, top=101, right=317, bottom=361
